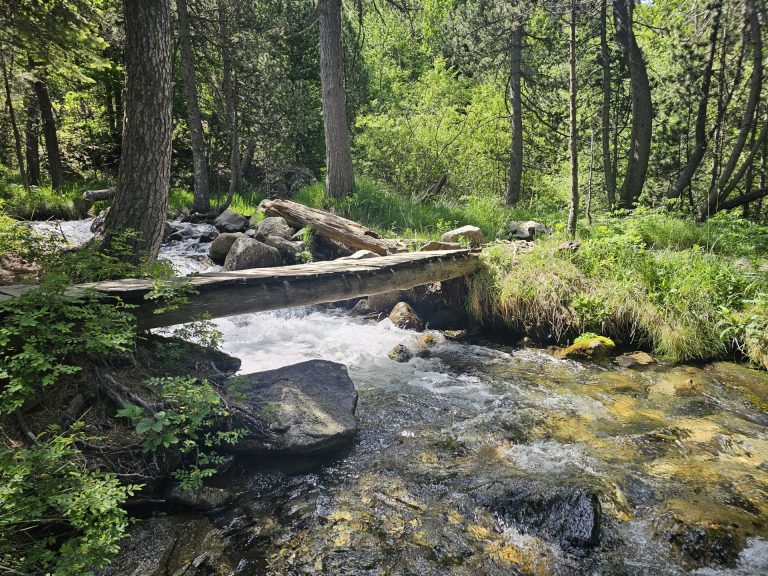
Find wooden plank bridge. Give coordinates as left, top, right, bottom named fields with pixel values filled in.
left=0, top=249, right=480, bottom=330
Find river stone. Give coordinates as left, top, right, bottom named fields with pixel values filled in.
left=388, top=344, right=413, bottom=362
left=225, top=360, right=358, bottom=455
left=253, top=216, right=293, bottom=240
left=420, top=240, right=461, bottom=251
left=557, top=336, right=615, bottom=361
left=164, top=484, right=233, bottom=509
left=615, top=351, right=655, bottom=368
left=441, top=225, right=483, bottom=247
left=208, top=232, right=245, bottom=264
left=482, top=482, right=602, bottom=552
left=223, top=237, right=281, bottom=271
left=213, top=209, right=248, bottom=233
left=100, top=516, right=234, bottom=576
left=261, top=234, right=303, bottom=261
left=389, top=302, right=424, bottom=331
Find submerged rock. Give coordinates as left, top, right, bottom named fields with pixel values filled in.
left=481, top=482, right=602, bottom=552
left=222, top=237, right=281, bottom=271
left=164, top=484, right=233, bottom=510
left=389, top=301, right=424, bottom=331
left=441, top=225, right=483, bottom=247
left=657, top=509, right=747, bottom=569
left=213, top=209, right=248, bottom=233
left=615, top=351, right=655, bottom=368
left=225, top=360, right=358, bottom=455
left=388, top=344, right=412, bottom=362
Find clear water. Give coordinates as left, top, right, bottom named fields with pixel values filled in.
left=206, top=308, right=768, bottom=575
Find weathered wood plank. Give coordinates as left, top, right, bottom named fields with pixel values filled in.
left=260, top=198, right=403, bottom=255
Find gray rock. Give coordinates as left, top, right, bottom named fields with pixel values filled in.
left=208, top=232, right=245, bottom=264
left=164, top=484, right=233, bottom=509
left=213, top=209, right=248, bottom=233
left=253, top=216, right=293, bottom=240
left=388, top=344, right=412, bottom=362
left=261, top=235, right=304, bottom=261
left=367, top=291, right=401, bottom=313
left=224, top=360, right=358, bottom=455
left=222, top=237, right=281, bottom=271
left=420, top=240, right=461, bottom=251
left=615, top=351, right=655, bottom=368
left=338, top=249, right=379, bottom=260
left=441, top=225, right=483, bottom=247
left=167, top=222, right=219, bottom=243
left=389, top=301, right=424, bottom=331
left=558, top=241, right=581, bottom=253
left=501, top=220, right=553, bottom=241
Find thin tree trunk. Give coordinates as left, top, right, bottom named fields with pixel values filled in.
left=666, top=0, right=722, bottom=199
left=24, top=88, right=40, bottom=186
left=506, top=22, right=524, bottom=205
left=613, top=0, right=652, bottom=209
left=567, top=0, right=578, bottom=237
left=318, top=0, right=354, bottom=198
left=587, top=125, right=594, bottom=226
left=218, top=0, right=240, bottom=211
left=600, top=0, right=615, bottom=209
left=1, top=50, right=26, bottom=186
left=177, top=0, right=209, bottom=213
left=102, top=0, right=173, bottom=263
left=697, top=0, right=763, bottom=220
left=33, top=76, right=64, bottom=191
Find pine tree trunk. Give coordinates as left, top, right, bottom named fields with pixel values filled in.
left=24, top=88, right=40, bottom=186
left=506, top=23, right=524, bottom=206
left=177, top=0, right=209, bottom=213
left=1, top=51, right=26, bottom=186
left=613, top=0, right=652, bottom=209
left=318, top=0, right=354, bottom=198
left=218, top=0, right=240, bottom=211
left=102, top=0, right=173, bottom=263
left=600, top=0, right=615, bottom=209
left=567, top=0, right=578, bottom=237
left=666, top=0, right=722, bottom=200
left=33, top=77, right=64, bottom=191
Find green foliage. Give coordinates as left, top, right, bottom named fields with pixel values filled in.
left=0, top=427, right=139, bottom=576
left=117, top=376, right=245, bottom=491
left=0, top=283, right=134, bottom=415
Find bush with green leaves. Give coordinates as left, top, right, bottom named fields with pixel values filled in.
left=0, top=428, right=140, bottom=576
left=117, top=376, right=245, bottom=491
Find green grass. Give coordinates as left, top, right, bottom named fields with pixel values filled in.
left=0, top=173, right=112, bottom=220
left=167, top=187, right=264, bottom=216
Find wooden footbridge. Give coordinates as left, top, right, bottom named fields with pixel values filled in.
left=0, top=249, right=480, bottom=330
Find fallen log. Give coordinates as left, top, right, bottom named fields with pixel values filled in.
left=260, top=198, right=403, bottom=255
left=82, top=187, right=116, bottom=201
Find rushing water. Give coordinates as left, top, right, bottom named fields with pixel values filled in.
left=205, top=308, right=768, bottom=576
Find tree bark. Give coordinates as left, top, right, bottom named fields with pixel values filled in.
left=600, top=0, right=615, bottom=209
left=715, top=188, right=768, bottom=211
left=666, top=0, right=722, bottom=200
left=505, top=22, right=524, bottom=206
left=218, top=0, right=240, bottom=211
left=102, top=0, right=173, bottom=263
left=33, top=76, right=64, bottom=191
left=613, top=0, right=652, bottom=209
left=24, top=88, right=40, bottom=186
left=1, top=50, right=26, bottom=186
left=318, top=0, right=354, bottom=198
left=697, top=0, right=763, bottom=219
left=176, top=0, right=209, bottom=213
left=567, top=0, right=578, bottom=237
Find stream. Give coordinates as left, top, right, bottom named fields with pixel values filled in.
left=27, top=219, right=768, bottom=575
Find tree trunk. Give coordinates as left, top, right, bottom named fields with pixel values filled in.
left=567, top=0, right=578, bottom=237
left=506, top=22, right=524, bottom=206
left=600, top=0, right=615, bottom=209
left=177, top=0, right=209, bottom=213
left=666, top=0, right=722, bottom=200
left=102, top=0, right=173, bottom=263
left=24, top=88, right=40, bottom=186
left=1, top=50, right=26, bottom=186
left=33, top=76, right=64, bottom=191
left=318, top=0, right=354, bottom=198
left=697, top=0, right=763, bottom=219
left=613, top=0, right=652, bottom=209
left=218, top=0, right=240, bottom=211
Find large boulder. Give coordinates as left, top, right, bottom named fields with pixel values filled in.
left=389, top=301, right=424, bottom=331
left=222, top=237, right=281, bottom=271
left=213, top=209, right=248, bottom=233
left=261, top=235, right=303, bottom=262
left=481, top=482, right=602, bottom=552
left=224, top=360, right=358, bottom=455
left=252, top=216, right=294, bottom=240
left=441, top=225, right=483, bottom=247
left=208, top=232, right=245, bottom=264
